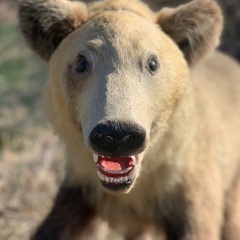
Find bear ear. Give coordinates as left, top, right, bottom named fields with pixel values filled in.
left=18, top=0, right=88, bottom=61
left=156, top=0, right=223, bottom=66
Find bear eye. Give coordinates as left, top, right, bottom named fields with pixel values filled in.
left=147, top=57, right=159, bottom=73
left=76, top=55, right=88, bottom=73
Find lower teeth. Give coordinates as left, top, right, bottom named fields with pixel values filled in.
left=97, top=170, right=132, bottom=184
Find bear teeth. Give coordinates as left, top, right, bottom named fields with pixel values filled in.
left=93, top=154, right=137, bottom=174
left=94, top=154, right=138, bottom=186
left=97, top=166, right=136, bottom=184
left=93, top=154, right=99, bottom=163
left=97, top=170, right=130, bottom=183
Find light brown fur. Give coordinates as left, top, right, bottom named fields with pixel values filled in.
left=19, top=0, right=240, bottom=239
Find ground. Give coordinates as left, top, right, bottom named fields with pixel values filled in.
left=0, top=1, right=239, bottom=239
left=0, top=3, right=64, bottom=239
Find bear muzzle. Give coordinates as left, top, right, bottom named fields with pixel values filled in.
left=89, top=120, right=147, bottom=192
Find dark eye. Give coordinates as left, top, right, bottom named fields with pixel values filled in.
left=147, top=57, right=158, bottom=73
left=76, top=55, right=88, bottom=73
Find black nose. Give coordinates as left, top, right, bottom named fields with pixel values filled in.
left=89, top=120, right=146, bottom=157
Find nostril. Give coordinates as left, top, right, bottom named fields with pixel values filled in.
left=89, top=120, right=146, bottom=157
left=122, top=135, right=131, bottom=141
left=105, top=136, right=114, bottom=143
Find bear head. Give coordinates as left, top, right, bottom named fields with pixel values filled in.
left=19, top=0, right=223, bottom=193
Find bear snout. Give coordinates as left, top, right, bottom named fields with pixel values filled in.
left=89, top=120, right=147, bottom=157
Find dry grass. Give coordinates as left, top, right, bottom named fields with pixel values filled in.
left=0, top=127, right=64, bottom=239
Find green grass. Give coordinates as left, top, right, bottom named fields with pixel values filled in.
left=0, top=23, right=47, bottom=106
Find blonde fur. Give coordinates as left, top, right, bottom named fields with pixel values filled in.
left=19, top=0, right=240, bottom=239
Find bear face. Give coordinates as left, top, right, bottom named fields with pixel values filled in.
left=19, top=0, right=222, bottom=194
left=48, top=11, right=189, bottom=193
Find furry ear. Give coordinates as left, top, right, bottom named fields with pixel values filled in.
left=156, top=0, right=223, bottom=66
left=18, top=0, right=88, bottom=61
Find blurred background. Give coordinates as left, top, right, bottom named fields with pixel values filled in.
left=0, top=0, right=239, bottom=239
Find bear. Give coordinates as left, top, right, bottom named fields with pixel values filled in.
left=18, top=0, right=240, bottom=239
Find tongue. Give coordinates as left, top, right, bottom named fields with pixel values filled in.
left=98, top=156, right=135, bottom=172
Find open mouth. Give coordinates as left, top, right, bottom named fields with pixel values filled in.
left=93, top=154, right=137, bottom=192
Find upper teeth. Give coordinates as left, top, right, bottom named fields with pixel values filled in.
left=93, top=154, right=98, bottom=163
